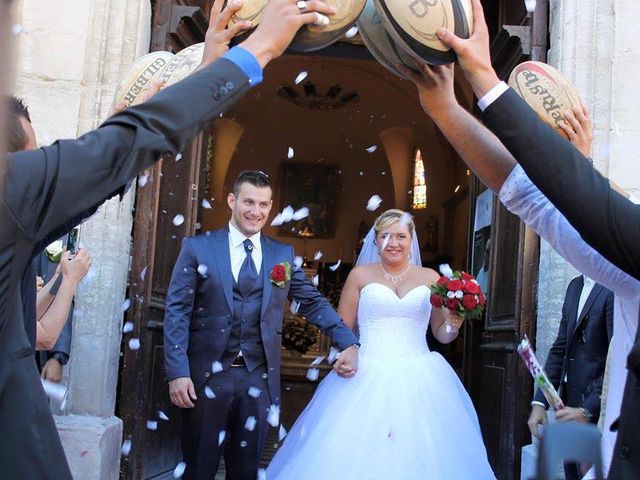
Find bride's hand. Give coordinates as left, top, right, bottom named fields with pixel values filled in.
left=333, top=345, right=358, bottom=378
left=444, top=310, right=464, bottom=330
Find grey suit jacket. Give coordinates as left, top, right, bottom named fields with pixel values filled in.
left=0, top=56, right=252, bottom=479
left=164, top=228, right=359, bottom=404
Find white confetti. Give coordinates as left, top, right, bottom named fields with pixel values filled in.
left=381, top=234, right=390, bottom=251
left=267, top=404, right=280, bottom=427
left=248, top=387, right=262, bottom=398
left=310, top=356, right=325, bottom=366
left=313, top=251, right=323, bottom=261
left=173, top=461, right=186, bottom=478
left=258, top=469, right=267, bottom=480
left=218, top=430, right=226, bottom=446
left=311, top=274, right=319, bottom=287
left=345, top=25, right=358, bottom=38
left=128, top=338, right=141, bottom=350
left=292, top=207, right=310, bottom=221
left=366, top=194, right=383, bottom=211
left=270, top=213, right=284, bottom=227
left=281, top=205, right=294, bottom=223
left=439, top=264, right=454, bottom=279
left=211, top=361, right=223, bottom=374
left=244, top=416, right=257, bottom=431
left=197, top=264, right=208, bottom=276
left=329, top=260, right=341, bottom=271
left=140, top=266, right=148, bottom=281
left=121, top=439, right=132, bottom=456
left=293, top=256, right=304, bottom=270
left=328, top=347, right=340, bottom=364
left=287, top=147, right=295, bottom=159
left=138, top=174, right=150, bottom=187
left=175, top=153, right=183, bottom=161
left=158, top=410, right=170, bottom=421
left=201, top=199, right=212, bottom=209
left=204, top=386, right=216, bottom=399
left=524, top=0, right=537, bottom=13
left=172, top=214, right=185, bottom=226
left=279, top=424, right=288, bottom=441
left=399, top=212, right=413, bottom=226
left=365, top=145, right=378, bottom=153
left=240, top=440, right=248, bottom=448
left=146, top=420, right=158, bottom=431
left=290, top=300, right=300, bottom=315
left=12, top=24, right=23, bottom=35
left=295, top=71, right=308, bottom=85
left=123, top=321, right=134, bottom=334
left=306, top=368, right=319, bottom=381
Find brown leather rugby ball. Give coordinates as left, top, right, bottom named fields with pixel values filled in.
left=113, top=51, right=174, bottom=108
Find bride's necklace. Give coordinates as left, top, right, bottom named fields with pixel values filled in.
left=379, top=263, right=411, bottom=286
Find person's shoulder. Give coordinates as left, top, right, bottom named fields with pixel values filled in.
left=417, top=267, right=440, bottom=286
left=187, top=228, right=225, bottom=245
left=261, top=233, right=290, bottom=250
left=348, top=264, right=376, bottom=282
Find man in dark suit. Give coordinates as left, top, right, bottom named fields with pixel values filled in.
left=164, top=170, right=359, bottom=480
left=528, top=276, right=614, bottom=479
left=432, top=0, right=640, bottom=476
left=0, top=1, right=339, bottom=477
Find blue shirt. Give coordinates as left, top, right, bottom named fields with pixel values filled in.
left=222, top=46, right=263, bottom=86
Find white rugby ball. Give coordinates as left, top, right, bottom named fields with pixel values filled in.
left=374, top=0, right=473, bottom=65
left=113, top=51, right=174, bottom=108
left=508, top=61, right=583, bottom=140
left=157, top=43, right=206, bottom=86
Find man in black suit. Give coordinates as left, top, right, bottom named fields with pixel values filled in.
left=0, top=0, right=339, bottom=477
left=528, top=276, right=614, bottom=480
left=430, top=0, right=640, bottom=476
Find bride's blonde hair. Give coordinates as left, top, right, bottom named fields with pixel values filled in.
left=373, top=209, right=415, bottom=237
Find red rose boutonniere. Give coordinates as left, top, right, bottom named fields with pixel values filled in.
left=269, top=262, right=292, bottom=288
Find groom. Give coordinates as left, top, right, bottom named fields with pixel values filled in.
left=164, top=170, right=359, bottom=479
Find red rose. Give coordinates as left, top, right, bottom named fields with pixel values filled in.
left=465, top=281, right=481, bottom=295
left=271, top=264, right=287, bottom=282
left=462, top=294, right=478, bottom=310
left=478, top=292, right=486, bottom=306
left=430, top=294, right=444, bottom=308
left=437, top=276, right=450, bottom=287
left=445, top=298, right=459, bottom=310
left=461, top=271, right=474, bottom=282
left=447, top=279, right=463, bottom=291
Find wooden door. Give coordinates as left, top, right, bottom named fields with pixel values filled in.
left=118, top=2, right=209, bottom=478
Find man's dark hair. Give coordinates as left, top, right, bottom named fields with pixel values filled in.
left=232, top=170, right=271, bottom=196
left=7, top=96, right=31, bottom=153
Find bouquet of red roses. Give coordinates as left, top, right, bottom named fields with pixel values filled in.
left=429, top=264, right=486, bottom=321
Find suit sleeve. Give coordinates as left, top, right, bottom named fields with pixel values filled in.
left=164, top=238, right=198, bottom=381
left=287, top=247, right=358, bottom=350
left=482, top=88, right=640, bottom=280
left=5, top=57, right=252, bottom=245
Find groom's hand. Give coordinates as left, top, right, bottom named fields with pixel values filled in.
left=333, top=345, right=358, bottom=378
left=169, top=377, right=197, bottom=408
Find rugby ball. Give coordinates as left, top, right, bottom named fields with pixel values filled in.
left=157, top=43, right=206, bottom=86
left=112, top=51, right=174, bottom=107
left=508, top=61, right=583, bottom=140
left=227, top=0, right=266, bottom=43
left=289, top=0, right=367, bottom=52
left=374, top=0, right=473, bottom=65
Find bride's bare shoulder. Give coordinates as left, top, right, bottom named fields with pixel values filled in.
left=417, top=267, right=440, bottom=286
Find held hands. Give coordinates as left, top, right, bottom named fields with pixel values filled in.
left=60, top=250, right=91, bottom=285
left=169, top=377, right=198, bottom=408
left=527, top=404, right=547, bottom=440
left=560, top=104, right=593, bottom=158
left=333, top=345, right=358, bottom=378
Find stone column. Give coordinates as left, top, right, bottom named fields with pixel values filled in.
left=14, top=1, right=151, bottom=478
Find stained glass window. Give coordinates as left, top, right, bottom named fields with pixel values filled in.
left=412, top=148, right=427, bottom=210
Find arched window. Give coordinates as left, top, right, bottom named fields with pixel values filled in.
left=412, top=148, right=427, bottom=210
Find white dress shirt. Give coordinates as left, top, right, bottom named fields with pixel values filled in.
left=500, top=165, right=640, bottom=477
left=228, top=222, right=262, bottom=283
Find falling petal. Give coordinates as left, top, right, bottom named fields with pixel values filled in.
left=121, top=439, right=132, bottom=456
left=270, top=213, right=284, bottom=227
left=173, top=462, right=186, bottom=478
left=311, top=274, right=319, bottom=287
left=123, top=321, right=134, bottom=334
left=292, top=207, right=310, bottom=221
left=439, top=264, right=454, bottom=279
left=293, top=256, right=303, bottom=270
left=345, top=25, right=358, bottom=38
left=128, top=338, right=141, bottom=350
left=146, top=420, right=158, bottom=431
left=240, top=440, right=248, bottom=448
left=204, top=386, right=216, bottom=399
left=201, top=199, right=212, bottom=209
left=140, top=266, right=148, bottom=281
left=310, top=356, right=325, bottom=366
left=211, top=361, right=223, bottom=374
left=313, top=251, right=323, bottom=261
left=524, top=0, right=537, bottom=13
left=365, top=145, right=378, bottom=153
left=290, top=300, right=300, bottom=315
left=281, top=205, right=294, bottom=223
left=138, top=174, right=150, bottom=187
left=366, top=194, right=383, bottom=211
left=172, top=214, right=185, bottom=226
left=295, top=71, right=308, bottom=85
left=12, top=24, right=23, bottom=35
left=329, top=260, right=341, bottom=272
left=244, top=416, right=257, bottom=431
left=248, top=387, right=262, bottom=398
left=121, top=298, right=131, bottom=312
left=175, top=153, right=183, bottom=161
left=158, top=410, right=170, bottom=421
left=279, top=424, right=288, bottom=441
left=267, top=404, right=280, bottom=427
left=381, top=234, right=390, bottom=251
left=197, top=264, right=208, bottom=276
left=328, top=347, right=340, bottom=364
left=306, top=368, right=319, bottom=381
left=218, top=431, right=226, bottom=446
left=287, top=147, right=294, bottom=159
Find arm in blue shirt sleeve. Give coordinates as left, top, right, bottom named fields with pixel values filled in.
left=222, top=46, right=263, bottom=86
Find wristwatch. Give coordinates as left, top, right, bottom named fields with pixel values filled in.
left=580, top=407, right=593, bottom=419
left=51, top=352, right=69, bottom=366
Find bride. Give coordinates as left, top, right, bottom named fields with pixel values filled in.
left=266, top=209, right=495, bottom=479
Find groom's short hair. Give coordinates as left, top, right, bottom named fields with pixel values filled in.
left=232, top=170, right=271, bottom=196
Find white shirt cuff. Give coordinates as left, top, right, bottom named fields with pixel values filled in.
left=531, top=401, right=546, bottom=408
left=478, top=81, right=509, bottom=111
left=498, top=164, right=527, bottom=204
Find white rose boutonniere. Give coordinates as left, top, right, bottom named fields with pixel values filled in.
left=45, top=240, right=65, bottom=263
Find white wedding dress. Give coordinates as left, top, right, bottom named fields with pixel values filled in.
left=266, top=283, right=496, bottom=479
